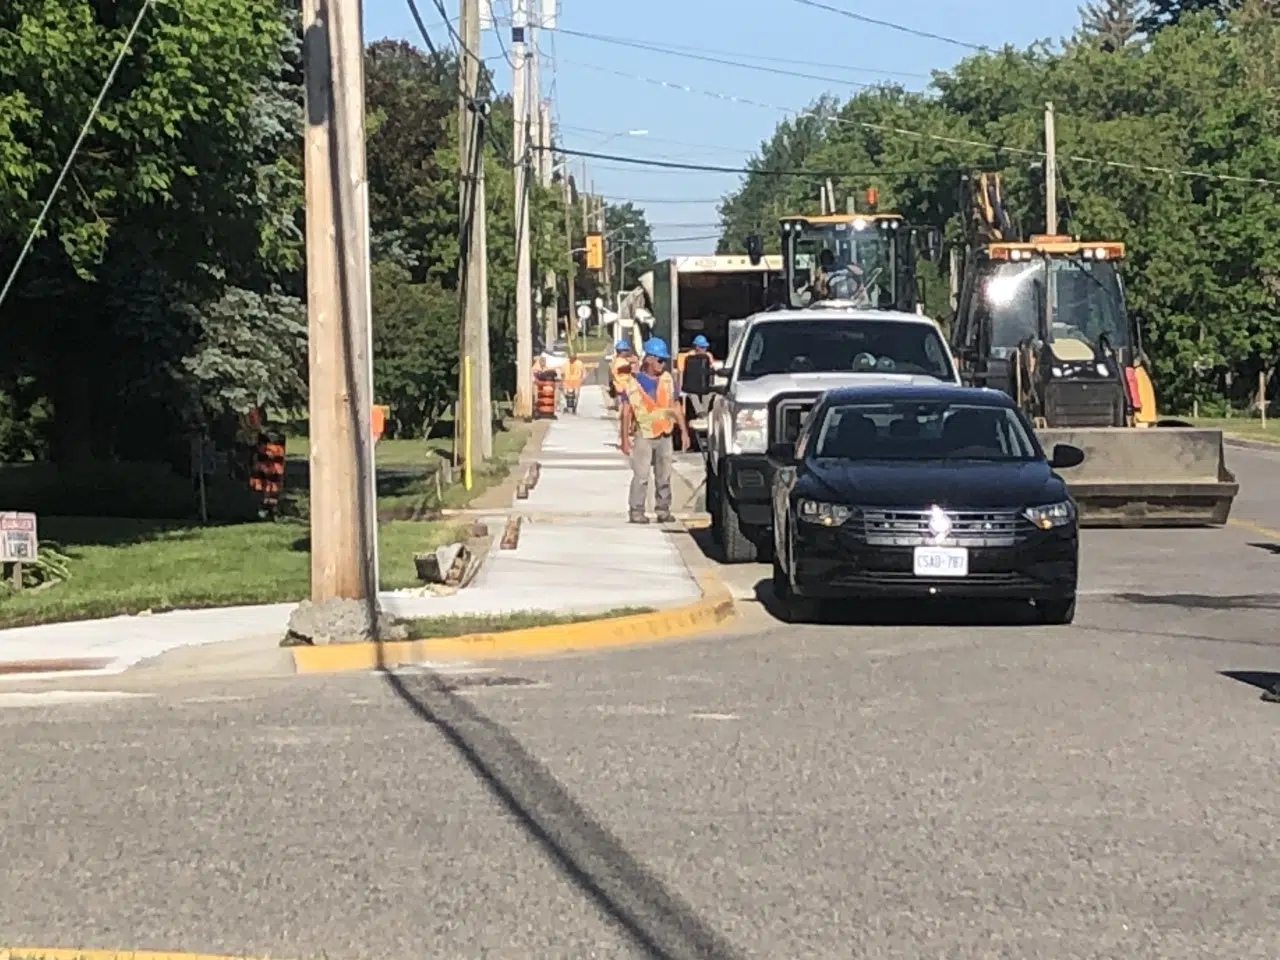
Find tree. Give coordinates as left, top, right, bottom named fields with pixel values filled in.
left=1139, top=0, right=1240, bottom=31
left=604, top=202, right=655, bottom=291
left=1079, top=0, right=1149, bottom=50
left=0, top=0, right=305, bottom=467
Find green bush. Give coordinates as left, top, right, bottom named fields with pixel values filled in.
left=0, top=461, right=262, bottom=521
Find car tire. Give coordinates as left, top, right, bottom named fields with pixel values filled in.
left=705, top=463, right=722, bottom=543
left=1037, top=596, right=1076, bottom=625
left=718, top=472, right=758, bottom=564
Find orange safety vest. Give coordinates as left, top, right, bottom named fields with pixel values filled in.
left=563, top=359, right=585, bottom=388
left=624, top=372, right=677, bottom=439
left=610, top=354, right=632, bottom=391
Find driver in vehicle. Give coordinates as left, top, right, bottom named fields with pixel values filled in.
left=811, top=249, right=865, bottom=303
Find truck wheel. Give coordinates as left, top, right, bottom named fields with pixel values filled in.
left=705, top=462, right=722, bottom=542
left=718, top=473, right=759, bottom=564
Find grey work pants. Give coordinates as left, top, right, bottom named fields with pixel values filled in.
left=629, top=433, right=674, bottom=518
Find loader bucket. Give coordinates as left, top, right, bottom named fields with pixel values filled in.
left=1036, top=426, right=1238, bottom=527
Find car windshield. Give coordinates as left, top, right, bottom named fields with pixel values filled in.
left=814, top=400, right=1041, bottom=461
left=785, top=219, right=898, bottom=308
left=738, top=320, right=954, bottom=381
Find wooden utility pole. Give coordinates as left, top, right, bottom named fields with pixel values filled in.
left=302, top=0, right=378, bottom=604
left=563, top=171, right=576, bottom=345
left=512, top=8, right=534, bottom=416
left=457, top=0, right=492, bottom=460
left=1044, top=102, right=1058, bottom=235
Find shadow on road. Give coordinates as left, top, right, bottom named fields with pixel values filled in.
left=1220, top=670, right=1280, bottom=702
left=1114, top=592, right=1280, bottom=611
left=383, top=670, right=743, bottom=960
left=1247, top=541, right=1280, bottom=555
left=749, top=582, right=1043, bottom=627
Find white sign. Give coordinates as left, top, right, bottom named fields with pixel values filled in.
left=0, top=512, right=37, bottom=562
left=576, top=304, right=592, bottom=321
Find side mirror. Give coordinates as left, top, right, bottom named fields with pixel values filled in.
left=1050, top=443, right=1085, bottom=470
left=745, top=234, right=763, bottom=266
left=767, top=442, right=796, bottom=462
left=922, top=228, right=941, bottom=262
left=711, top=359, right=725, bottom=372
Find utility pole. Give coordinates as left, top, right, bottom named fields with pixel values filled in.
left=512, top=6, right=533, bottom=417
left=528, top=22, right=557, bottom=349
left=1044, top=101, right=1058, bottom=235
left=457, top=0, right=492, bottom=461
left=563, top=169, right=576, bottom=346
left=302, top=0, right=377, bottom=605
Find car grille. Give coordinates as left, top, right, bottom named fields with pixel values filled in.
left=858, top=508, right=1027, bottom=547
left=771, top=396, right=818, bottom=446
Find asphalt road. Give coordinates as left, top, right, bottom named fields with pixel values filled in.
left=3, top=444, right=1280, bottom=959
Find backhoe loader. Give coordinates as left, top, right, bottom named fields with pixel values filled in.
left=745, top=189, right=941, bottom=313
left=949, top=172, right=1237, bottom=526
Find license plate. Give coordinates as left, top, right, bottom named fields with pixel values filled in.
left=913, top=546, right=969, bottom=577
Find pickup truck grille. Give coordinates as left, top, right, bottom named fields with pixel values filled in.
left=858, top=508, right=1026, bottom=548
left=770, top=394, right=820, bottom=445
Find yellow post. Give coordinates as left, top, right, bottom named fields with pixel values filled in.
left=463, top=355, right=473, bottom=490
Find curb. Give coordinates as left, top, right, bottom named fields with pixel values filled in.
left=1224, top=435, right=1280, bottom=452
left=289, top=572, right=736, bottom=674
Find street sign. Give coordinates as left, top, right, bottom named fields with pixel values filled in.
left=576, top=304, right=592, bottom=322
left=0, top=512, right=37, bottom=562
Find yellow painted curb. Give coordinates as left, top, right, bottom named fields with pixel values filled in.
left=1228, top=516, right=1280, bottom=540
left=290, top=573, right=735, bottom=675
left=0, top=951, right=286, bottom=960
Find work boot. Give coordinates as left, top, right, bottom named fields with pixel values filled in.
left=655, top=512, right=676, bottom=524
left=628, top=514, right=649, bottom=525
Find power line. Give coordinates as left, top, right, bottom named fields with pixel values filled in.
left=553, top=27, right=884, bottom=89
left=791, top=0, right=988, bottom=52
left=551, top=144, right=976, bottom=178
left=555, top=25, right=930, bottom=81
left=563, top=60, right=1280, bottom=188
left=650, top=233, right=722, bottom=243
left=602, top=195, right=727, bottom=204
left=556, top=123, right=762, bottom=157
left=0, top=0, right=155, bottom=313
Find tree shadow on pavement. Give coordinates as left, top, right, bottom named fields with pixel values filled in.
left=383, top=670, right=743, bottom=960
left=1114, top=592, right=1280, bottom=611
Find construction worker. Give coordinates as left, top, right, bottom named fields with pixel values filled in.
left=619, top=337, right=690, bottom=525
left=561, top=350, right=585, bottom=414
left=676, top=334, right=714, bottom=386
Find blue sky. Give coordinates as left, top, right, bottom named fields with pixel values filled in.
left=366, top=1, right=1084, bottom=258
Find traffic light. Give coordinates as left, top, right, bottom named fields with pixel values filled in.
left=585, top=233, right=604, bottom=271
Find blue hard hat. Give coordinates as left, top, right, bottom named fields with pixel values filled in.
left=693, top=335, right=709, bottom=348
left=644, top=337, right=671, bottom=360
left=614, top=338, right=631, bottom=352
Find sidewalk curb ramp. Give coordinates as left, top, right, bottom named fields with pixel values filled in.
left=289, top=572, right=735, bottom=675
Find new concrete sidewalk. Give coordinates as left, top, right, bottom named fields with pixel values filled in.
left=0, top=386, right=704, bottom=680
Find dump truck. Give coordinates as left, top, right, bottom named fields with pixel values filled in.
left=648, top=253, right=784, bottom=360
left=949, top=172, right=1238, bottom=526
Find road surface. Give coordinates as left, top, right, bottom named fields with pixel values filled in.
left=1, top=443, right=1279, bottom=958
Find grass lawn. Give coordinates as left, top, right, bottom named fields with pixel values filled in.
left=0, top=517, right=467, bottom=629
left=404, top=607, right=653, bottom=640
left=0, top=420, right=535, bottom=629
left=1189, top=417, right=1280, bottom=444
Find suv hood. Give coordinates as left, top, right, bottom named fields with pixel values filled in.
left=731, top=372, right=949, bottom=405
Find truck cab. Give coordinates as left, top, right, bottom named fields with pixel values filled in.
left=704, top=309, right=960, bottom=562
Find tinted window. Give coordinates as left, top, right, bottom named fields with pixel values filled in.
left=815, top=400, right=1040, bottom=461
left=738, top=320, right=954, bottom=381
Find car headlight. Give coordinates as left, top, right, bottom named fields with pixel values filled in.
left=798, top=499, right=857, bottom=527
left=1023, top=500, right=1075, bottom=530
left=731, top=404, right=768, bottom=454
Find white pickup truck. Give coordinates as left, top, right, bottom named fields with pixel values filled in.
left=704, top=308, right=960, bottom=562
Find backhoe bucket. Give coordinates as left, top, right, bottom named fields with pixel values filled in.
left=1036, top=427, right=1238, bottom=527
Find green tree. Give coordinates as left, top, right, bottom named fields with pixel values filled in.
left=1078, top=0, right=1149, bottom=50
left=604, top=201, right=655, bottom=291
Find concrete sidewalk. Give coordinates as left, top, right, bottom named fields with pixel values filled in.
left=0, top=386, right=705, bottom=681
